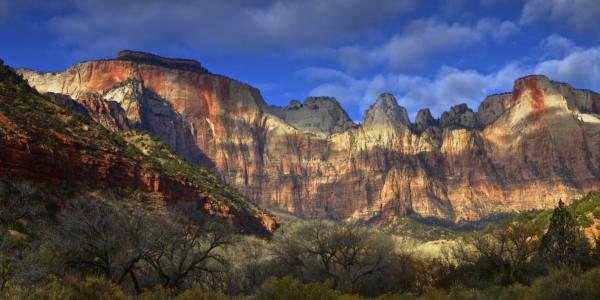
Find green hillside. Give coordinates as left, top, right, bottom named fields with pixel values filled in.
left=0, top=59, right=269, bottom=221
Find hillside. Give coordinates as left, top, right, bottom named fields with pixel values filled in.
left=379, top=190, right=600, bottom=244
left=0, top=59, right=276, bottom=235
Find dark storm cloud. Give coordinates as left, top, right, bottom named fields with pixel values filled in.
left=41, top=0, right=417, bottom=56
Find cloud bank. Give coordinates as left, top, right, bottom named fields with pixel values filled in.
left=336, top=18, right=519, bottom=72
left=43, top=0, right=417, bottom=57
left=303, top=37, right=600, bottom=120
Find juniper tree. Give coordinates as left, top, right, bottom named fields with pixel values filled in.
left=539, top=200, right=591, bottom=268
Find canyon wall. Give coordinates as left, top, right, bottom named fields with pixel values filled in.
left=18, top=51, right=600, bottom=223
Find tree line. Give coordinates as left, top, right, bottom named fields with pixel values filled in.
left=1, top=178, right=600, bottom=299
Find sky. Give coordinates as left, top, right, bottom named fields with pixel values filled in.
left=1, top=0, right=600, bottom=121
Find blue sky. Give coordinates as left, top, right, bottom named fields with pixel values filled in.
left=1, top=0, right=599, bottom=121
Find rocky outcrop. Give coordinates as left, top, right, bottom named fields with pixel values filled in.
left=413, top=108, right=438, bottom=133
left=477, top=93, right=513, bottom=125
left=116, top=50, right=209, bottom=73
left=363, top=93, right=410, bottom=129
left=102, top=78, right=213, bottom=167
left=440, top=103, right=481, bottom=129
left=17, top=53, right=600, bottom=224
left=77, top=92, right=131, bottom=131
left=268, top=97, right=355, bottom=135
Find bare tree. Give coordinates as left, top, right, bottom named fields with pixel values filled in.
left=223, top=236, right=273, bottom=295
left=271, top=220, right=396, bottom=293
left=0, top=179, right=44, bottom=291
left=452, top=220, right=544, bottom=284
left=56, top=195, right=148, bottom=292
left=0, top=179, right=43, bottom=227
left=142, top=204, right=233, bottom=290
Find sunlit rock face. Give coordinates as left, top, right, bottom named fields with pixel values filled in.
left=363, top=93, right=410, bottom=129
left=268, top=97, right=356, bottom=135
left=18, top=51, right=600, bottom=223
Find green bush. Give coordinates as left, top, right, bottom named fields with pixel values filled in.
left=174, top=286, right=232, bottom=300
left=497, top=283, right=528, bottom=300
left=67, top=276, right=128, bottom=300
left=136, top=286, right=176, bottom=300
left=447, top=286, right=483, bottom=300
left=254, top=276, right=338, bottom=300
left=524, top=269, right=584, bottom=300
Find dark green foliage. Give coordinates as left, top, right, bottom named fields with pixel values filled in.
left=539, top=200, right=591, bottom=268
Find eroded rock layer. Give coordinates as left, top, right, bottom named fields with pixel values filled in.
left=18, top=51, right=600, bottom=223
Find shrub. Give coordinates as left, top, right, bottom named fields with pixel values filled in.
left=447, top=286, right=483, bottom=300
left=254, top=276, right=338, bottom=300
left=498, top=283, right=528, bottom=300
left=136, top=286, right=176, bottom=300
left=524, top=268, right=584, bottom=300
left=174, top=286, right=231, bottom=300
left=67, top=276, right=128, bottom=300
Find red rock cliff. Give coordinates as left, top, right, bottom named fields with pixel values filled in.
left=0, top=62, right=276, bottom=234
left=17, top=51, right=600, bottom=223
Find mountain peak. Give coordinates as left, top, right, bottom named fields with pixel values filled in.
left=363, top=93, right=410, bottom=128
left=116, top=50, right=208, bottom=73
left=440, top=103, right=481, bottom=129
left=268, top=96, right=355, bottom=135
left=414, top=108, right=438, bottom=132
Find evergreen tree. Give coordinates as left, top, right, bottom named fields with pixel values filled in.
left=539, top=200, right=591, bottom=268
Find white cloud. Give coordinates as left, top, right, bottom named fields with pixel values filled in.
left=535, top=47, right=600, bottom=87
left=42, top=0, right=417, bottom=58
left=304, top=39, right=600, bottom=121
left=521, top=0, right=600, bottom=32
left=540, top=34, right=579, bottom=58
left=301, top=64, right=528, bottom=120
left=336, top=18, right=519, bottom=72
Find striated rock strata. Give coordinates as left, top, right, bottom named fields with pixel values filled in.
left=17, top=51, right=600, bottom=223
left=0, top=62, right=276, bottom=234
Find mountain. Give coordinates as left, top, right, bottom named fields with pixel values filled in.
left=268, top=96, right=356, bottom=135
left=0, top=59, right=276, bottom=235
left=16, top=50, right=600, bottom=224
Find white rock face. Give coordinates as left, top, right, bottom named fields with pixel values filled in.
left=363, top=93, right=410, bottom=129
left=102, top=79, right=144, bottom=127
left=268, top=97, right=355, bottom=135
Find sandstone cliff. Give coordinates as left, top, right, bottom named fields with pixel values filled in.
left=17, top=51, right=600, bottom=223
left=0, top=61, right=276, bottom=234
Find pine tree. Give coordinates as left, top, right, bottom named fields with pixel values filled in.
left=539, top=200, right=591, bottom=268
